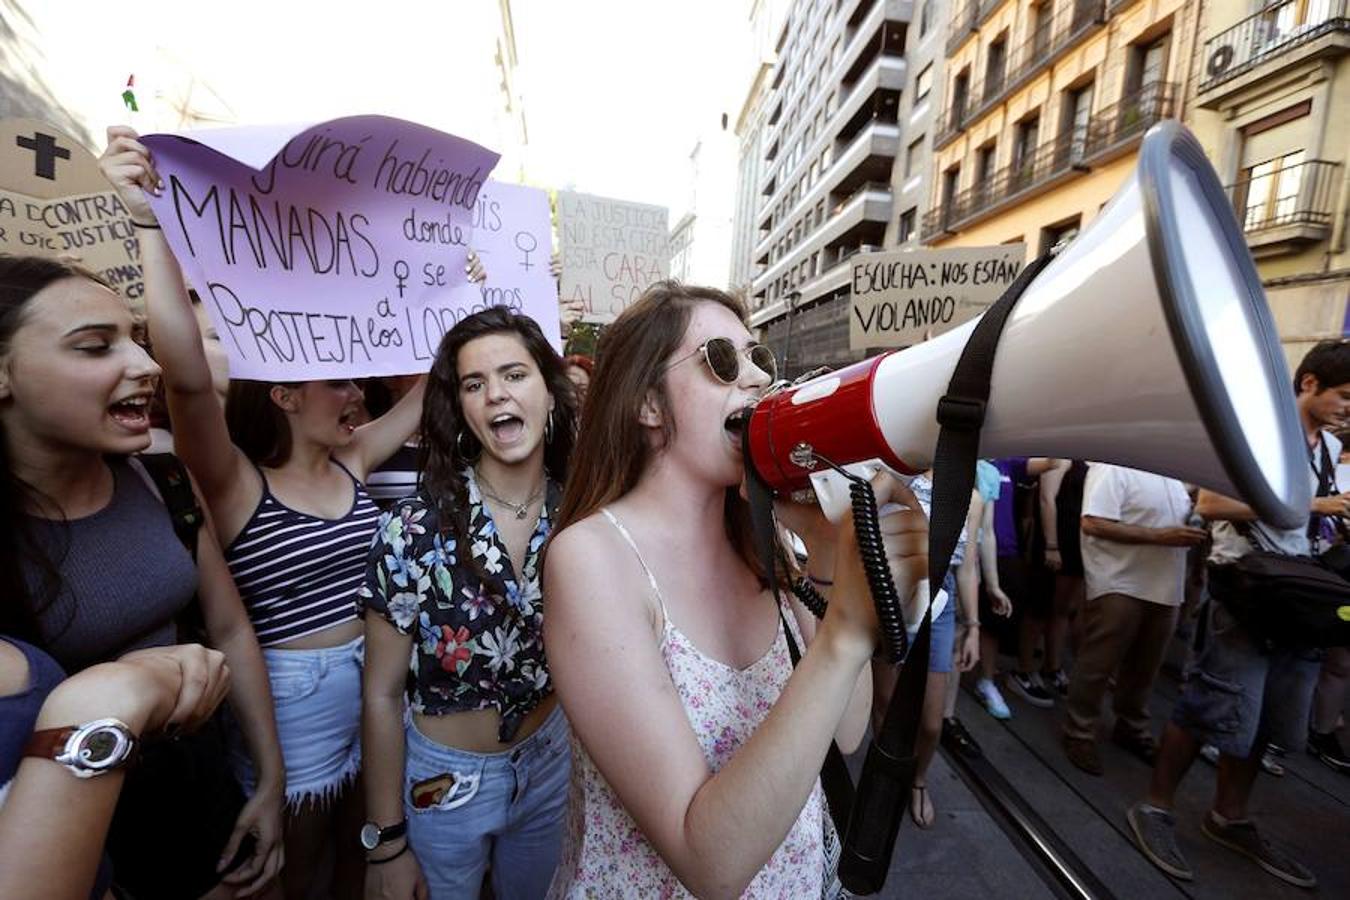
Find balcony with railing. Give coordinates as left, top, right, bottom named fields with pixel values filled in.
left=946, top=1, right=981, bottom=54
left=923, top=82, right=1175, bottom=240
left=1198, top=0, right=1349, bottom=101
left=1227, top=155, right=1342, bottom=256
left=935, top=0, right=1107, bottom=148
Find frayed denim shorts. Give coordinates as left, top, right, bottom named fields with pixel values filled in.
left=233, top=635, right=364, bottom=810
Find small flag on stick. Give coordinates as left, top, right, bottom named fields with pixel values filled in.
left=122, top=75, right=138, bottom=112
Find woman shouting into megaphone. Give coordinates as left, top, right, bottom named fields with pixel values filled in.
left=543, top=282, right=928, bottom=899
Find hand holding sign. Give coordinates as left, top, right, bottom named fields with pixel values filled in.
left=99, top=126, right=163, bottom=225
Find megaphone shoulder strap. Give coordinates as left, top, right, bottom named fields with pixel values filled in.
left=838, top=251, right=1056, bottom=894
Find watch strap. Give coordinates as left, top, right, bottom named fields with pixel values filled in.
left=377, top=819, right=408, bottom=843
left=23, top=726, right=78, bottom=763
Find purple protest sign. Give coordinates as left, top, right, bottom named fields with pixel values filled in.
left=142, top=116, right=501, bottom=380
left=471, top=180, right=560, bottom=351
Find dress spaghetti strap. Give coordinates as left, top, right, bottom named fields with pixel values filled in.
left=600, top=508, right=669, bottom=622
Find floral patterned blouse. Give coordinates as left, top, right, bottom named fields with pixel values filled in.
left=359, top=468, right=559, bottom=742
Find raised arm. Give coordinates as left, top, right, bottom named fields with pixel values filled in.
left=99, top=126, right=259, bottom=527
left=545, top=478, right=926, bottom=899
left=337, top=376, right=426, bottom=482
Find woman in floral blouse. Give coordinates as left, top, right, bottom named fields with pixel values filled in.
left=360, top=307, right=577, bottom=899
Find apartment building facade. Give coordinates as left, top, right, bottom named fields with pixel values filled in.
left=888, top=2, right=953, bottom=251
left=923, top=0, right=1203, bottom=258
left=731, top=0, right=914, bottom=378
left=1187, top=0, right=1349, bottom=364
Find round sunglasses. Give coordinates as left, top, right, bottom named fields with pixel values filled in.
left=667, top=337, right=778, bottom=384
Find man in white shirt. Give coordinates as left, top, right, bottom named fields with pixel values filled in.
left=1061, top=464, right=1203, bottom=776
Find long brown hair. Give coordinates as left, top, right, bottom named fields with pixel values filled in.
left=0, top=255, right=110, bottom=641
left=555, top=280, right=769, bottom=584
left=419, top=307, right=577, bottom=548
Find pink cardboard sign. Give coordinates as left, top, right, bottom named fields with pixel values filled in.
left=143, top=115, right=518, bottom=380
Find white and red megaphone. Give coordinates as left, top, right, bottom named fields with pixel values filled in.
left=746, top=122, right=1310, bottom=531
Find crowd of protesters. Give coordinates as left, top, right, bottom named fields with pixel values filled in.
left=0, top=120, right=1347, bottom=900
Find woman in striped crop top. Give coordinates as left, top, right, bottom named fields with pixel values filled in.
left=361, top=308, right=578, bottom=899
left=102, top=130, right=483, bottom=899
left=542, top=283, right=930, bottom=898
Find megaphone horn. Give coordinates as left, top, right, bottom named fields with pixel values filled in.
left=747, top=121, right=1309, bottom=531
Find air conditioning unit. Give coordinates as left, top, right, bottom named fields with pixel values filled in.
left=1207, top=43, right=1237, bottom=79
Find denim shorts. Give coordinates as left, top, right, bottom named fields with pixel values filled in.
left=926, top=573, right=958, bottom=674
left=232, top=635, right=364, bottom=809
left=1171, top=598, right=1320, bottom=758
left=404, top=704, right=571, bottom=899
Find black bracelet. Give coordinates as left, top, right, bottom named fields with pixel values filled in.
left=807, top=573, right=834, bottom=587
left=367, top=841, right=410, bottom=865
left=130, top=219, right=161, bottom=229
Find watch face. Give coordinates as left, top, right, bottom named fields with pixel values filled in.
left=360, top=823, right=380, bottom=850
left=82, top=728, right=121, bottom=765
left=61, top=719, right=134, bottom=777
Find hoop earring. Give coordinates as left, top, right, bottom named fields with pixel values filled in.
left=456, top=429, right=480, bottom=461
left=545, top=409, right=554, bottom=444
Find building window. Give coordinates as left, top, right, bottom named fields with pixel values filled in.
left=941, top=165, right=961, bottom=210
left=915, top=64, right=933, bottom=102
left=1014, top=114, right=1040, bottom=173
left=1239, top=150, right=1306, bottom=230
left=1128, top=33, right=1170, bottom=94
left=919, top=2, right=930, bottom=38
left=1040, top=215, right=1081, bottom=255
left=1029, top=0, right=1052, bottom=59
left=898, top=207, right=917, bottom=243
left=1061, top=81, right=1094, bottom=159
left=985, top=33, right=1008, bottom=100
left=951, top=68, right=971, bottom=119
left=976, top=142, right=997, bottom=184
left=905, top=136, right=924, bottom=178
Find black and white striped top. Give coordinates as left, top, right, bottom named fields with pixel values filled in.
left=225, top=461, right=382, bottom=647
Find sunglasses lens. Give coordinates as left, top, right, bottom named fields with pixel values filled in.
left=749, top=345, right=777, bottom=382
left=703, top=338, right=740, bottom=383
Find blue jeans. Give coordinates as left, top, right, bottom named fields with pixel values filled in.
left=404, top=704, right=571, bottom=899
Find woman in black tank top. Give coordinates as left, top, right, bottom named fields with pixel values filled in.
left=0, top=254, right=286, bottom=899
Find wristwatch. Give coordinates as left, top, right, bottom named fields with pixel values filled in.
left=23, top=718, right=138, bottom=778
left=360, top=819, right=408, bottom=851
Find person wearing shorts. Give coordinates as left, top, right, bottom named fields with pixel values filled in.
left=1127, top=340, right=1350, bottom=890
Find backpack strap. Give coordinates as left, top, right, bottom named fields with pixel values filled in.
left=130, top=453, right=204, bottom=561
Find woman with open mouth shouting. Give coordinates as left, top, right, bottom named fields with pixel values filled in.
left=543, top=282, right=929, bottom=898
left=98, top=127, right=482, bottom=900
left=0, top=254, right=285, bottom=899
left=360, top=307, right=578, bottom=899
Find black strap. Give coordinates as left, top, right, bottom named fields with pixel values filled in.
left=135, top=453, right=207, bottom=643
left=135, top=453, right=204, bottom=560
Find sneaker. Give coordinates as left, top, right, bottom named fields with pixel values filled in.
left=1261, top=749, right=1285, bottom=777
left=1112, top=726, right=1159, bottom=767
left=1043, top=668, right=1070, bottom=696
left=1199, top=743, right=1284, bottom=776
left=1063, top=735, right=1104, bottom=775
left=942, top=717, right=983, bottom=759
left=974, top=678, right=1012, bottom=720
left=1200, top=813, right=1316, bottom=889
left=1307, top=729, right=1350, bottom=774
left=1127, top=802, right=1193, bottom=881
left=1007, top=671, right=1055, bottom=709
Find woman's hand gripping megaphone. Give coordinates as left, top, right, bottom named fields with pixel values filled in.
left=773, top=471, right=930, bottom=660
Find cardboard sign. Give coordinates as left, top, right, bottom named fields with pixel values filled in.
left=141, top=115, right=506, bottom=381
left=557, top=189, right=669, bottom=321
left=0, top=118, right=144, bottom=302
left=849, top=245, right=1027, bottom=350
left=472, top=180, right=561, bottom=351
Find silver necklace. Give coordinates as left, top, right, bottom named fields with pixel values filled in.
left=475, top=471, right=544, bottom=519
